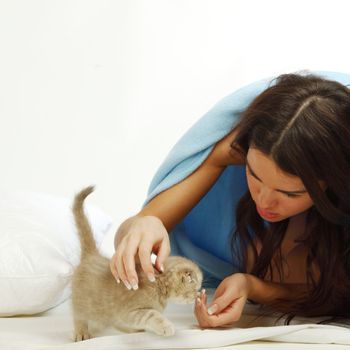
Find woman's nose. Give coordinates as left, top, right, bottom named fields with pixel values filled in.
left=257, top=186, right=277, bottom=209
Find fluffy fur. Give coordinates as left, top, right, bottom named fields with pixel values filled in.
left=71, top=186, right=202, bottom=341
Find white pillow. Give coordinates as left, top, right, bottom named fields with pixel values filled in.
left=0, top=189, right=112, bottom=316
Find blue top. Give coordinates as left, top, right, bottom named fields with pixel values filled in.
left=144, top=71, right=350, bottom=284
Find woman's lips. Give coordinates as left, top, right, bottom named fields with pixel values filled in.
left=256, top=206, right=279, bottom=219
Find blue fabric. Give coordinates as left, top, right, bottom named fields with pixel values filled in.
left=144, top=71, right=350, bottom=287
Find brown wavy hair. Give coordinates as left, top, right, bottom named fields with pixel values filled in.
left=231, top=72, right=350, bottom=324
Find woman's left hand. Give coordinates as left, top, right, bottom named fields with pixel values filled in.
left=206, top=128, right=246, bottom=169
left=194, top=273, right=250, bottom=328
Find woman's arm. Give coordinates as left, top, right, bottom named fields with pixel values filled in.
left=112, top=128, right=244, bottom=288
left=246, top=274, right=308, bottom=304
left=138, top=157, right=226, bottom=232
left=112, top=156, right=227, bottom=288
left=138, top=127, right=245, bottom=232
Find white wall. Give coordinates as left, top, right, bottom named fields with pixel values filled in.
left=1, top=0, right=350, bottom=248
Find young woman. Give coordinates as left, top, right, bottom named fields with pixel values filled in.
left=110, top=72, right=350, bottom=327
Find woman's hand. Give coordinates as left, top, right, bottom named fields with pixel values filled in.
left=195, top=273, right=250, bottom=328
left=110, top=215, right=170, bottom=290
left=206, top=128, right=246, bottom=169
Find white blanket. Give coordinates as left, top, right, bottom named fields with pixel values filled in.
left=1, top=294, right=350, bottom=350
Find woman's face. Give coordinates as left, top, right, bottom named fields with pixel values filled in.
left=246, top=147, right=315, bottom=222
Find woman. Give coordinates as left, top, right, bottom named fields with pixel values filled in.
left=110, top=72, right=350, bottom=327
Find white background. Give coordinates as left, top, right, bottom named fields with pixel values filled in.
left=1, top=0, right=350, bottom=250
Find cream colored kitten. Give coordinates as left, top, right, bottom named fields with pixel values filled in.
left=71, top=186, right=202, bottom=341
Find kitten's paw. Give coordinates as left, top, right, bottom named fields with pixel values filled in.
left=74, top=331, right=92, bottom=342
left=153, top=322, right=175, bottom=337
left=162, top=323, right=175, bottom=337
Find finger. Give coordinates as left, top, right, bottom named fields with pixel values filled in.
left=196, top=293, right=245, bottom=328
left=122, top=240, right=139, bottom=290
left=196, top=295, right=231, bottom=329
left=115, top=239, right=138, bottom=290
left=201, top=289, right=207, bottom=305
left=194, top=295, right=210, bottom=328
left=138, top=240, right=156, bottom=282
left=109, top=253, right=120, bottom=283
left=197, top=304, right=233, bottom=328
left=210, top=297, right=246, bottom=325
left=208, top=291, right=234, bottom=315
left=115, top=245, right=131, bottom=290
left=154, top=239, right=170, bottom=272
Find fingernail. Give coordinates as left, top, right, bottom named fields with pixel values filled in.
left=147, top=273, right=155, bottom=282
left=124, top=281, right=132, bottom=290
left=160, top=264, right=164, bottom=273
left=207, top=304, right=218, bottom=315
left=116, top=278, right=120, bottom=284
left=130, top=279, right=138, bottom=290
left=196, top=297, right=201, bottom=305
left=201, top=289, right=206, bottom=295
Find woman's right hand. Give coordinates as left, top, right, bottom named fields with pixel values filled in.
left=110, top=215, right=170, bottom=290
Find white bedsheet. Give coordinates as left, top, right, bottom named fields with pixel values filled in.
left=1, top=292, right=350, bottom=350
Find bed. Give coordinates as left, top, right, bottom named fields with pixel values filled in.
left=1, top=189, right=350, bottom=350
left=1, top=291, right=350, bottom=350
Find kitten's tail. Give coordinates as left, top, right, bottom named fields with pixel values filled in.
left=72, top=186, right=98, bottom=259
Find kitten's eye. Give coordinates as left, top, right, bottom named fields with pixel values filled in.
left=182, top=271, right=193, bottom=284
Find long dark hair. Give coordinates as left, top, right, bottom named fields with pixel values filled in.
left=231, top=72, right=350, bottom=323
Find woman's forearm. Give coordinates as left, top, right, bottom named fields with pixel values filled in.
left=245, top=274, right=308, bottom=304
left=139, top=157, right=225, bottom=232
left=136, top=130, right=245, bottom=232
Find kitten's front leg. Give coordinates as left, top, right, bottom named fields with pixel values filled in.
left=122, top=309, right=175, bottom=336
left=73, top=318, right=91, bottom=341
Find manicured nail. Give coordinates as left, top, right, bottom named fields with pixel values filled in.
left=207, top=304, right=218, bottom=315
left=196, top=297, right=201, bottom=305
left=116, top=278, right=120, bottom=284
left=124, top=281, right=132, bottom=290
left=130, top=279, right=138, bottom=290
left=201, top=289, right=206, bottom=295
left=147, top=273, right=156, bottom=282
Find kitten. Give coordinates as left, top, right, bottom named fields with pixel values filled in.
left=71, top=186, right=202, bottom=341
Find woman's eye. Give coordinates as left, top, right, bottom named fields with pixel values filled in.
left=246, top=167, right=259, bottom=181
left=285, top=193, right=300, bottom=198
left=246, top=165, right=303, bottom=198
